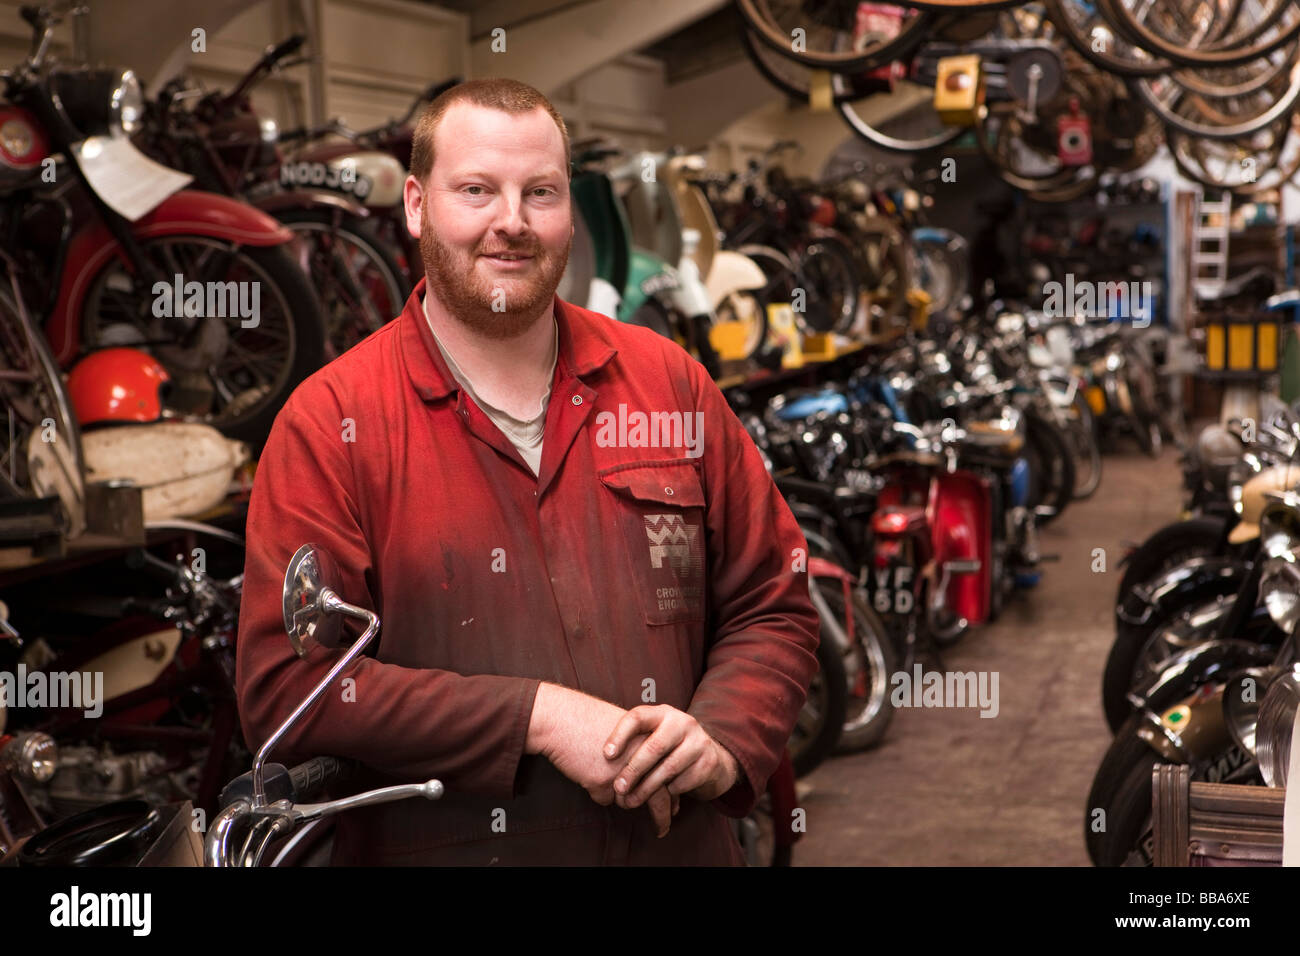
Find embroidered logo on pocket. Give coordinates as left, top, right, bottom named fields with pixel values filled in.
left=644, top=514, right=698, bottom=573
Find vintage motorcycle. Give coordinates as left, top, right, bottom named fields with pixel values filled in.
left=1103, top=411, right=1300, bottom=732
left=1086, top=489, right=1300, bottom=866
left=2, top=3, right=324, bottom=448
left=137, top=34, right=407, bottom=359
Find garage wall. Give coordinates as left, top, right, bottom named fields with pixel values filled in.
left=551, top=53, right=667, bottom=152
left=187, top=0, right=468, bottom=132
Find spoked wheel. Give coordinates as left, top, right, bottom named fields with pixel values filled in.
left=1024, top=410, right=1076, bottom=526
left=912, top=228, right=969, bottom=318
left=740, top=24, right=894, bottom=104
left=810, top=581, right=897, bottom=753
left=1045, top=0, right=1169, bottom=76
left=798, top=237, right=860, bottom=335
left=849, top=217, right=912, bottom=329
left=736, top=0, right=932, bottom=72
left=81, top=237, right=325, bottom=447
left=1065, top=390, right=1102, bottom=499
left=0, top=283, right=85, bottom=534
left=838, top=88, right=968, bottom=154
left=1126, top=366, right=1164, bottom=458
left=734, top=790, right=791, bottom=866
left=1099, top=0, right=1300, bottom=69
left=277, top=208, right=411, bottom=359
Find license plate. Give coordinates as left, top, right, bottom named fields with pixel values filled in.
left=870, top=566, right=915, bottom=615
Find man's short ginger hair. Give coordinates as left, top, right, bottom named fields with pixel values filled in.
left=408, top=78, right=571, bottom=186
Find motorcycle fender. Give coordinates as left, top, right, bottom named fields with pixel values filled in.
left=1133, top=639, right=1276, bottom=722
left=704, top=250, right=767, bottom=309
left=79, top=628, right=183, bottom=705
left=252, top=188, right=369, bottom=218
left=930, top=469, right=992, bottom=626
left=281, top=150, right=405, bottom=207
left=808, top=556, right=857, bottom=652
left=618, top=249, right=675, bottom=323
left=47, top=190, right=294, bottom=365
left=1116, top=555, right=1244, bottom=627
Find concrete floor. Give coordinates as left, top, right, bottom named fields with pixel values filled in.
left=797, top=446, right=1184, bottom=866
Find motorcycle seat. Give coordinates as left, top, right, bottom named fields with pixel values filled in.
left=961, top=421, right=1024, bottom=456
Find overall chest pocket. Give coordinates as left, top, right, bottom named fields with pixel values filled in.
left=599, top=461, right=707, bottom=626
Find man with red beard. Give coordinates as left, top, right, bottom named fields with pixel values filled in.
left=236, top=78, right=819, bottom=865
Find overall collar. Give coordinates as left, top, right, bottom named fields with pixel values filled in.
left=401, top=277, right=618, bottom=403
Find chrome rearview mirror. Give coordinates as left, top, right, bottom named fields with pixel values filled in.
left=283, top=543, right=345, bottom=657
left=252, top=543, right=382, bottom=806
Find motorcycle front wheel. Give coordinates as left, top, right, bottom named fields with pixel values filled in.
left=823, top=584, right=898, bottom=753
left=1024, top=410, right=1075, bottom=526
left=1065, top=391, right=1103, bottom=499
left=81, top=237, right=326, bottom=449
left=0, top=283, right=84, bottom=528
left=1084, top=715, right=1169, bottom=867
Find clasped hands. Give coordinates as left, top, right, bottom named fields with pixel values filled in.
left=525, top=682, right=740, bottom=838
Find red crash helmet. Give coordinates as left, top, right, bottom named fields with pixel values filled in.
left=67, top=348, right=171, bottom=427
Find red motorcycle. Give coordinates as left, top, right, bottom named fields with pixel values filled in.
left=1, top=3, right=325, bottom=448
left=869, top=424, right=995, bottom=655
left=140, top=35, right=416, bottom=358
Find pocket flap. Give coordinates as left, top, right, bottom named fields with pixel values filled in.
left=598, top=461, right=705, bottom=507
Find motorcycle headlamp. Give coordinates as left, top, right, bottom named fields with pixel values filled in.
left=50, top=67, right=144, bottom=138
left=114, top=70, right=144, bottom=135
left=1259, top=492, right=1300, bottom=558
left=0, top=731, right=58, bottom=783
left=1223, top=666, right=1281, bottom=759
left=1255, top=666, right=1300, bottom=787
left=1258, top=551, right=1300, bottom=633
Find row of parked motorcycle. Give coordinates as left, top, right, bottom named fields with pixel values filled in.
left=1085, top=383, right=1300, bottom=866
left=742, top=298, right=1173, bottom=784
left=0, top=1, right=1184, bottom=866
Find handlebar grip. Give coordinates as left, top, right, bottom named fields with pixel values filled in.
left=266, top=33, right=307, bottom=65
left=219, top=763, right=294, bottom=809
left=288, top=756, right=354, bottom=801
left=277, top=126, right=310, bottom=142
left=19, top=5, right=42, bottom=28
left=218, top=758, right=358, bottom=809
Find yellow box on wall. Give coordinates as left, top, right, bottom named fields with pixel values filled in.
left=1203, top=313, right=1280, bottom=373
left=934, top=55, right=984, bottom=126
